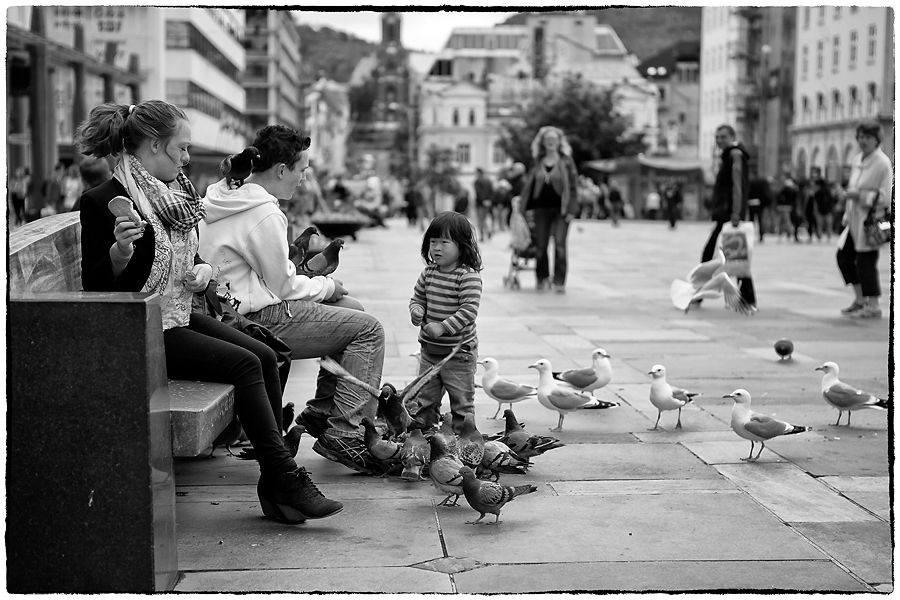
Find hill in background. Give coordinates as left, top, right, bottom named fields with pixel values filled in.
left=296, top=23, right=378, bottom=83
left=504, top=7, right=701, bottom=61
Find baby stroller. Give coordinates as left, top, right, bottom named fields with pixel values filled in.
left=502, top=209, right=538, bottom=290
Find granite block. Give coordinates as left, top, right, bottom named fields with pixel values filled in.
left=7, top=293, right=177, bottom=592
left=8, top=212, right=82, bottom=292
left=168, top=380, right=235, bottom=457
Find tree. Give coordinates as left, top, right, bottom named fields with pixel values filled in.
left=498, top=73, right=648, bottom=167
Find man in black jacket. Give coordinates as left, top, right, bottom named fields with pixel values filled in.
left=700, top=124, right=756, bottom=307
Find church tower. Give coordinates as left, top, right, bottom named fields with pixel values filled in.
left=374, top=11, right=408, bottom=121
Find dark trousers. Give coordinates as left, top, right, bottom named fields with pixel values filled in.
left=532, top=208, right=571, bottom=287
left=165, top=313, right=294, bottom=475
left=702, top=221, right=757, bottom=306
left=748, top=204, right=765, bottom=240
left=836, top=231, right=881, bottom=297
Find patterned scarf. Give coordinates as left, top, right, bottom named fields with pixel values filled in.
left=125, top=153, right=205, bottom=232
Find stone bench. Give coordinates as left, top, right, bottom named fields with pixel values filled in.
left=7, top=213, right=236, bottom=592
left=8, top=213, right=236, bottom=458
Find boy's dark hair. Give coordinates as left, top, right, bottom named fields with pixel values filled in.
left=251, top=125, right=311, bottom=173
left=78, top=157, right=112, bottom=190
left=420, top=211, right=483, bottom=271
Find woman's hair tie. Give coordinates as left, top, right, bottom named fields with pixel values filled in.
left=128, top=104, right=136, bottom=115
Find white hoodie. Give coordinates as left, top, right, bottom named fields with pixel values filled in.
left=199, top=179, right=334, bottom=315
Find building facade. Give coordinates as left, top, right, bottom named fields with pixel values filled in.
left=304, top=78, right=351, bottom=177
left=791, top=6, right=894, bottom=182
left=243, top=9, right=302, bottom=134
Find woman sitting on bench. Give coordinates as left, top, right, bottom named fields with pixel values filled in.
left=75, top=99, right=342, bottom=524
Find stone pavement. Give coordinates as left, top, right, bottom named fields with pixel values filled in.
left=173, top=217, right=892, bottom=593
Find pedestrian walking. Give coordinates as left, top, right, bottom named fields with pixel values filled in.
left=700, top=124, right=756, bottom=308
left=644, top=188, right=661, bottom=220
left=9, top=166, right=28, bottom=225
left=473, top=167, right=494, bottom=241
left=803, top=178, right=821, bottom=242
left=608, top=180, right=623, bottom=226
left=409, top=211, right=483, bottom=432
left=813, top=178, right=835, bottom=241
left=518, top=126, right=580, bottom=294
left=836, top=120, right=893, bottom=319
left=61, top=164, right=84, bottom=211
left=747, top=176, right=770, bottom=242
left=775, top=177, right=799, bottom=241
left=664, top=183, right=682, bottom=229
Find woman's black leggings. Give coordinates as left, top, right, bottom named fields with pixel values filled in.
left=836, top=231, right=881, bottom=297
left=164, top=313, right=295, bottom=476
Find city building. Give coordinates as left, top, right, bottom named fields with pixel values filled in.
left=6, top=6, right=249, bottom=198
left=791, top=6, right=894, bottom=182
left=242, top=9, right=303, bottom=133
left=419, top=12, right=659, bottom=192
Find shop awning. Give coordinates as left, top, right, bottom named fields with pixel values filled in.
left=636, top=155, right=705, bottom=173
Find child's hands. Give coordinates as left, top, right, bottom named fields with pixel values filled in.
left=423, top=322, right=444, bottom=338
left=410, top=305, right=425, bottom=326
left=184, top=263, right=212, bottom=292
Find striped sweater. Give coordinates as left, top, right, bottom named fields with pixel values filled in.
left=410, top=264, right=482, bottom=350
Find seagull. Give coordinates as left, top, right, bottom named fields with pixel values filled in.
left=551, top=348, right=613, bottom=399
left=815, top=362, right=889, bottom=426
left=478, top=357, right=537, bottom=419
left=725, top=389, right=811, bottom=461
left=671, top=246, right=755, bottom=315
left=648, top=364, right=701, bottom=430
left=530, top=359, right=619, bottom=431
left=458, top=466, right=537, bottom=525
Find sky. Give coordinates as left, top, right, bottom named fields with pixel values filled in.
left=293, top=9, right=517, bottom=54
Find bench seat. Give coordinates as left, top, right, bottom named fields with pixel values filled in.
left=168, top=380, right=235, bottom=457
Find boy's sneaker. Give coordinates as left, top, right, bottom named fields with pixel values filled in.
left=848, top=306, right=882, bottom=319
left=313, top=434, right=381, bottom=475
left=295, top=408, right=329, bottom=438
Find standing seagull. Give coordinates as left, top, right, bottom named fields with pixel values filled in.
left=815, top=362, right=889, bottom=426
left=648, top=365, right=701, bottom=430
left=478, top=357, right=537, bottom=419
left=530, top=359, right=618, bottom=432
left=725, top=389, right=811, bottom=461
left=551, top=348, right=613, bottom=398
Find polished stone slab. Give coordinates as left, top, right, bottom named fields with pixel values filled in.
left=454, top=560, right=868, bottom=593
left=714, top=463, right=879, bottom=523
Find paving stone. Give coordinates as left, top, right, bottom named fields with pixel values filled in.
left=440, top=493, right=825, bottom=564
left=683, top=440, right=790, bottom=464
left=792, top=521, right=892, bottom=585
left=819, top=476, right=890, bottom=492
left=550, top=478, right=738, bottom=495
left=714, top=463, right=879, bottom=523
left=176, top=566, right=452, bottom=593
left=453, top=560, right=868, bottom=593
left=633, top=430, right=745, bottom=444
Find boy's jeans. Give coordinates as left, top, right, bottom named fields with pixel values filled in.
left=413, top=341, right=477, bottom=432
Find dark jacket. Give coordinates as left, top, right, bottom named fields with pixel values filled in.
left=80, top=177, right=157, bottom=292
left=711, top=142, right=750, bottom=223
left=519, top=154, right=580, bottom=217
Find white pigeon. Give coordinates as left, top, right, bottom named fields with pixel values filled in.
left=725, top=389, right=811, bottom=461
left=478, top=357, right=537, bottom=419
left=647, top=364, right=701, bottom=430
left=815, top=361, right=889, bottom=426
left=529, top=359, right=619, bottom=432
left=551, top=348, right=613, bottom=399
left=671, top=246, right=755, bottom=315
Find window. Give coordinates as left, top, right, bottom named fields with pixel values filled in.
left=801, top=95, right=810, bottom=123
left=849, top=86, right=859, bottom=117
left=801, top=45, right=808, bottom=77
left=818, top=6, right=825, bottom=22
left=816, top=40, right=824, bottom=74
left=492, top=142, right=505, bottom=164
left=832, top=90, right=841, bottom=119
left=832, top=35, right=840, bottom=69
left=867, top=25, right=876, bottom=59
left=456, top=143, right=471, bottom=164
left=834, top=6, right=841, bottom=19
left=867, top=82, right=877, bottom=114
left=849, top=31, right=858, bottom=67
left=432, top=107, right=437, bottom=125
left=452, top=108, right=459, bottom=125
left=803, top=7, right=810, bottom=28
left=469, top=109, right=476, bottom=126
left=816, top=92, right=825, bottom=121
left=165, top=21, right=240, bottom=83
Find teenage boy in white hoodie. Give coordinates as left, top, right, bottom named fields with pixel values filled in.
left=200, top=125, right=384, bottom=475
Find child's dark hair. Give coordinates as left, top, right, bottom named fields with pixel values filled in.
left=420, top=211, right=483, bottom=271
left=251, top=125, right=311, bottom=173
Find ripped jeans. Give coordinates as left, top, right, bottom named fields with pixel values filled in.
left=247, top=296, right=384, bottom=438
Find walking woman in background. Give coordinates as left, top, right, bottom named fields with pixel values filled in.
left=836, top=120, right=893, bottom=319
left=517, top=126, right=580, bottom=294
left=76, top=100, right=343, bottom=523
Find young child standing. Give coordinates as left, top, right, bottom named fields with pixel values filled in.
left=409, top=211, right=483, bottom=433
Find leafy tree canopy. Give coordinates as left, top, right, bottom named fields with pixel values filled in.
left=499, top=74, right=647, bottom=168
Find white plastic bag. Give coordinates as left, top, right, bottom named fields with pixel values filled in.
left=717, top=222, right=755, bottom=279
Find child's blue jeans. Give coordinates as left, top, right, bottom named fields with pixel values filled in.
left=413, top=341, right=477, bottom=433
